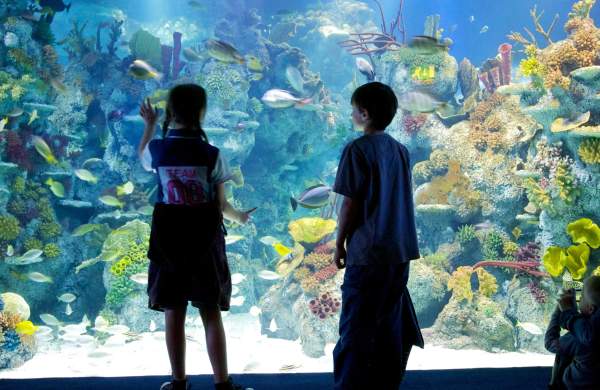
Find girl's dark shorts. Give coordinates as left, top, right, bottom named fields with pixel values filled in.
left=146, top=203, right=232, bottom=312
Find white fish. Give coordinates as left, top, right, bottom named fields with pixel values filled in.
left=62, top=324, right=87, bottom=335
left=6, top=244, right=14, bottom=257
left=65, top=303, right=73, bottom=316
left=355, top=57, right=375, bottom=81
left=249, top=306, right=262, bottom=316
left=58, top=293, right=77, bottom=303
left=88, top=349, right=111, bottom=358
left=128, top=59, right=163, bottom=80
left=6, top=249, right=44, bottom=265
left=3, top=32, right=18, bottom=48
left=225, top=235, right=244, bottom=245
left=269, top=318, right=278, bottom=332
left=36, top=333, right=55, bottom=342
left=469, top=15, right=475, bottom=23
left=398, top=91, right=445, bottom=113
left=231, top=273, right=246, bottom=285
left=258, top=270, right=281, bottom=280
left=285, top=66, right=305, bottom=94
left=231, top=285, right=240, bottom=295
left=27, top=271, right=53, bottom=283
left=82, top=157, right=103, bottom=167
left=149, top=320, right=157, bottom=332
left=40, top=313, right=62, bottom=327
left=81, top=314, right=91, bottom=328
left=129, top=272, right=148, bottom=285
left=517, top=322, right=543, bottom=336
left=106, top=324, right=130, bottom=335
left=94, top=316, right=109, bottom=331
left=60, top=333, right=80, bottom=343
left=480, top=25, right=489, bottom=34
left=261, top=89, right=311, bottom=109
left=259, top=236, right=280, bottom=246
left=230, top=295, right=245, bottom=306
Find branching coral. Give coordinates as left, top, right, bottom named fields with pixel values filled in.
left=448, top=266, right=474, bottom=302
left=528, top=281, right=548, bottom=304
left=457, top=225, right=477, bottom=245
left=0, top=214, right=21, bottom=242
left=313, top=263, right=339, bottom=282
left=482, top=231, right=505, bottom=260
left=551, top=161, right=580, bottom=204
left=578, top=138, right=600, bottom=164
left=402, top=113, right=427, bottom=136
left=43, top=243, right=60, bottom=258
left=515, top=242, right=541, bottom=263
left=524, top=177, right=554, bottom=214
left=569, top=0, right=597, bottom=19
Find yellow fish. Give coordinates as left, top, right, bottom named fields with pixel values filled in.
left=45, top=178, right=65, bottom=198
left=273, top=242, right=293, bottom=257
left=0, top=117, right=8, bottom=132
left=99, top=195, right=124, bottom=208
left=245, top=55, right=264, bottom=72
left=116, top=181, right=134, bottom=196
left=28, top=109, right=39, bottom=125
left=32, top=135, right=58, bottom=164
left=74, top=169, right=98, bottom=184
left=15, top=320, right=39, bottom=336
left=512, top=227, right=522, bottom=240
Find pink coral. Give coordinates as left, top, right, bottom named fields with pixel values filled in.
left=313, top=263, right=339, bottom=282
left=309, top=292, right=341, bottom=319
left=402, top=114, right=427, bottom=136
left=2, top=131, right=32, bottom=171
left=313, top=240, right=336, bottom=255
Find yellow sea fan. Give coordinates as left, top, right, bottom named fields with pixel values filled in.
left=288, top=217, right=336, bottom=244
left=543, top=246, right=567, bottom=277
left=448, top=266, right=474, bottom=303
left=567, top=218, right=600, bottom=249
left=476, top=268, right=498, bottom=297
left=565, top=244, right=590, bottom=280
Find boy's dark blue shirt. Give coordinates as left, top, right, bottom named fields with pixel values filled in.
left=333, top=132, right=420, bottom=265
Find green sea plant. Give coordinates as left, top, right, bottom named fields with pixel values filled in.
left=38, top=222, right=61, bottom=241
left=524, top=177, right=554, bottom=214
left=457, top=225, right=477, bottom=245
left=553, top=161, right=580, bottom=204
left=128, top=29, right=162, bottom=70
left=43, top=243, right=60, bottom=258
left=24, top=237, right=43, bottom=251
left=482, top=231, right=504, bottom=260
left=0, top=214, right=20, bottom=242
left=578, top=138, right=600, bottom=165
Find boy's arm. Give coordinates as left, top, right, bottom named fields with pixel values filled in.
left=138, top=98, right=159, bottom=171
left=559, top=309, right=596, bottom=346
left=545, top=307, right=562, bottom=354
left=215, top=182, right=255, bottom=224
left=335, top=195, right=359, bottom=250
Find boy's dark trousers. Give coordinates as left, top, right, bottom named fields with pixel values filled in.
left=549, top=353, right=572, bottom=390
left=333, top=262, right=421, bottom=390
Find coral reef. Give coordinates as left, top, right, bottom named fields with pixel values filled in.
left=578, top=138, right=600, bottom=164
left=308, top=292, right=340, bottom=319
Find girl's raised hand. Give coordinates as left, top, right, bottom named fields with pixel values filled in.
left=139, top=98, right=159, bottom=127
left=238, top=207, right=257, bottom=224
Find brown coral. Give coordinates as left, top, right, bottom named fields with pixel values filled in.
left=304, top=252, right=332, bottom=270
left=314, top=263, right=339, bottom=282
left=483, top=114, right=503, bottom=133
left=300, top=276, right=320, bottom=294
left=0, top=311, right=22, bottom=331
left=294, top=267, right=311, bottom=281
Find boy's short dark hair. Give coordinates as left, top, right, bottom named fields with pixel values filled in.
left=351, top=82, right=398, bottom=130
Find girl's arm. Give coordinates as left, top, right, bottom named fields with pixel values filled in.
left=138, top=98, right=159, bottom=160
left=215, top=182, right=256, bottom=224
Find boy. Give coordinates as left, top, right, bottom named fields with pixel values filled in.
left=545, top=275, right=600, bottom=390
left=332, top=82, right=424, bottom=390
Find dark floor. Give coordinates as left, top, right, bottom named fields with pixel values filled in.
left=0, top=367, right=552, bottom=389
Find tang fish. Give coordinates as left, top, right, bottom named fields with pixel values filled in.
left=206, top=39, right=245, bottom=64
left=116, top=181, right=134, bottom=196
left=74, top=168, right=98, bottom=184
left=245, top=55, right=264, bottom=72
left=58, top=293, right=77, bottom=303
left=291, top=184, right=332, bottom=211
left=27, top=271, right=53, bottom=283
left=7, top=107, right=24, bottom=117
left=182, top=48, right=203, bottom=62
left=5, top=249, right=44, bottom=265
left=398, top=91, right=445, bottom=113
left=258, top=270, right=281, bottom=280
left=71, top=223, right=102, bottom=237
left=355, top=57, right=374, bottom=81
left=128, top=60, right=162, bottom=80
left=32, top=135, right=58, bottom=164
left=261, top=89, right=311, bottom=109
left=408, top=35, right=446, bottom=55
left=15, top=320, right=39, bottom=336
left=28, top=109, right=39, bottom=125
left=99, top=195, right=124, bottom=208
left=40, top=313, right=62, bottom=327
left=45, top=178, right=65, bottom=198
left=285, top=66, right=305, bottom=94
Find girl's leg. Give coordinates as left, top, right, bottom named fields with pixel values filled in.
left=165, top=306, right=187, bottom=381
left=199, top=306, right=228, bottom=383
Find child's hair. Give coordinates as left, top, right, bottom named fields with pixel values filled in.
left=162, top=83, right=208, bottom=142
left=584, top=275, right=600, bottom=307
left=351, top=81, right=398, bottom=130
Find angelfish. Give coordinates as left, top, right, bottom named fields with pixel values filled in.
left=355, top=57, right=375, bottom=81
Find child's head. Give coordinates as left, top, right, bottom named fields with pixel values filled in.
left=350, top=82, right=398, bottom=131
left=580, top=275, right=600, bottom=316
left=162, top=83, right=208, bottom=140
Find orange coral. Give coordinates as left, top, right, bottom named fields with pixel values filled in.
left=483, top=114, right=503, bottom=132
left=314, top=263, right=339, bottom=282
left=300, top=276, right=320, bottom=294
left=304, top=251, right=333, bottom=269
left=0, top=311, right=22, bottom=331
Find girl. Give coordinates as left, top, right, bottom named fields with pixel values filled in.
left=138, top=84, right=255, bottom=390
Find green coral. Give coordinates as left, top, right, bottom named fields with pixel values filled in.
left=502, top=241, right=520, bottom=258
left=578, top=138, right=600, bottom=165
left=524, top=177, right=554, bottom=214
left=37, top=198, right=56, bottom=223
left=12, top=177, right=25, bottom=194
left=129, top=29, right=163, bottom=70
left=457, top=225, right=477, bottom=245
left=24, top=237, right=43, bottom=251
left=197, top=65, right=243, bottom=107
left=38, top=222, right=61, bottom=241
left=43, top=243, right=60, bottom=258
left=0, top=72, right=37, bottom=106
left=448, top=266, right=474, bottom=302
left=482, top=231, right=504, bottom=260
left=553, top=161, right=580, bottom=204
left=105, top=276, right=136, bottom=310
left=476, top=268, right=498, bottom=298
left=0, top=214, right=20, bottom=242
left=422, top=252, right=450, bottom=271
left=7, top=48, right=36, bottom=74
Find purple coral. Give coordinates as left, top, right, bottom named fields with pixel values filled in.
left=171, top=31, right=184, bottom=79
left=528, top=281, right=548, bottom=304
left=515, top=242, right=541, bottom=263
left=161, top=44, right=173, bottom=80
left=309, top=292, right=341, bottom=320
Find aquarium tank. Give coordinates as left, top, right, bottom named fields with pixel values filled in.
left=1, top=0, right=600, bottom=378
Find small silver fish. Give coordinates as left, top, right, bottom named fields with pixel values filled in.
left=65, top=303, right=73, bottom=316
left=58, top=293, right=77, bottom=303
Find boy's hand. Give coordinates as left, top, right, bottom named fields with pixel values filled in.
left=140, top=98, right=159, bottom=127
left=334, top=243, right=346, bottom=269
left=558, top=289, right=576, bottom=311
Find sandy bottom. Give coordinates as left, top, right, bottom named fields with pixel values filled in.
left=0, top=313, right=554, bottom=379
